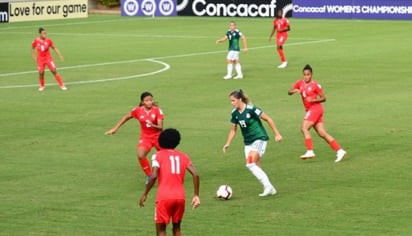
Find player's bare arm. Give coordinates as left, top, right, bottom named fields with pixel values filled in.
left=216, top=36, right=228, bottom=44
left=138, top=166, right=158, bottom=207
left=260, top=113, right=283, bottom=142
left=268, top=27, right=276, bottom=42
left=307, top=92, right=326, bottom=103
left=146, top=118, right=163, bottom=130
left=186, top=164, right=200, bottom=209
left=51, top=45, right=64, bottom=61
left=31, top=47, right=37, bottom=61
left=223, top=124, right=237, bottom=152
left=105, top=114, right=133, bottom=135
left=241, top=35, right=248, bottom=52
left=288, top=88, right=300, bottom=95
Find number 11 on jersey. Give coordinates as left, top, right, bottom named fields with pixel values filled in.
left=169, top=156, right=180, bottom=174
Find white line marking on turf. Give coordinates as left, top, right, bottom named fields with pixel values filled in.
left=0, top=38, right=335, bottom=78
left=0, top=38, right=335, bottom=89
left=0, top=59, right=170, bottom=89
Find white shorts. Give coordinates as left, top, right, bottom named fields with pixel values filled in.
left=226, top=51, right=240, bottom=61
left=244, top=140, right=267, bottom=158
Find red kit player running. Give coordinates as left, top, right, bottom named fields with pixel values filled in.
left=269, top=9, right=290, bottom=69
left=288, top=64, right=347, bottom=163
left=31, top=27, right=66, bottom=91
left=105, top=92, right=164, bottom=181
left=139, top=128, right=200, bottom=236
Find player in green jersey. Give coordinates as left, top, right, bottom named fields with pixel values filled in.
left=223, top=89, right=283, bottom=197
left=216, top=21, right=248, bottom=80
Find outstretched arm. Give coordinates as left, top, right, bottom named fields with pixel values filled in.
left=139, top=166, right=158, bottom=207
left=223, top=124, right=237, bottom=153
left=187, top=163, right=200, bottom=209
left=241, top=35, right=248, bottom=52
left=216, top=36, right=228, bottom=44
left=51, top=45, right=64, bottom=61
left=288, top=88, right=300, bottom=96
left=261, top=113, right=283, bottom=142
left=105, top=113, right=133, bottom=135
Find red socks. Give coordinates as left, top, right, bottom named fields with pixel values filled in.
left=139, top=158, right=152, bottom=176
left=54, top=74, right=64, bottom=87
left=329, top=140, right=341, bottom=152
left=39, top=77, right=45, bottom=87
left=305, top=138, right=313, bottom=151
left=277, top=48, right=286, bottom=62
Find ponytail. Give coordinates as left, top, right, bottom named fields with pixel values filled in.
left=229, top=89, right=250, bottom=104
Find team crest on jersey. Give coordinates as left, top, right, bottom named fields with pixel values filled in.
left=246, top=113, right=251, bottom=119
left=140, top=115, right=144, bottom=119
left=151, top=114, right=155, bottom=119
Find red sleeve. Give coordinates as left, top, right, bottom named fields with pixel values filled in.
left=48, top=39, right=54, bottom=47
left=130, top=106, right=139, bottom=118
left=156, top=107, right=164, bottom=120
left=31, top=39, right=36, bottom=49
left=316, top=82, right=324, bottom=94
left=292, top=80, right=301, bottom=90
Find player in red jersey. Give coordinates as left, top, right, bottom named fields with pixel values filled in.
left=139, top=128, right=200, bottom=236
left=269, top=9, right=290, bottom=69
left=31, top=27, right=66, bottom=91
left=288, top=64, right=347, bottom=163
left=105, top=92, right=164, bottom=180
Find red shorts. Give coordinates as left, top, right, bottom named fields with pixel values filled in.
left=276, top=33, right=288, bottom=46
left=155, top=199, right=185, bottom=224
left=37, top=58, right=56, bottom=72
left=138, top=136, right=161, bottom=152
left=304, top=107, right=324, bottom=124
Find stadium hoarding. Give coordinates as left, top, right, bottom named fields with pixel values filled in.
left=176, top=0, right=293, bottom=17
left=0, top=0, right=88, bottom=23
left=293, top=0, right=412, bottom=19
left=121, top=0, right=177, bottom=17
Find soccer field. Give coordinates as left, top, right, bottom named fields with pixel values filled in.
left=1, top=14, right=411, bottom=235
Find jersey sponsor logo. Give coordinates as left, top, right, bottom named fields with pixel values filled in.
left=0, top=2, right=9, bottom=23
left=177, top=0, right=293, bottom=17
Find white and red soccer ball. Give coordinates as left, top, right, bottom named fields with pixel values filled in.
left=216, top=185, right=232, bottom=200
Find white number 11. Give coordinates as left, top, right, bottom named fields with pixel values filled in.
left=169, top=156, right=180, bottom=174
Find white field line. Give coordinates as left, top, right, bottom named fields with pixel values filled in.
left=0, top=59, right=170, bottom=89
left=0, top=38, right=336, bottom=78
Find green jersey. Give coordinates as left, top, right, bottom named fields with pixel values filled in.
left=230, top=104, right=269, bottom=145
left=226, top=29, right=243, bottom=51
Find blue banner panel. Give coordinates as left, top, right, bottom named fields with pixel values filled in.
left=121, top=0, right=177, bottom=16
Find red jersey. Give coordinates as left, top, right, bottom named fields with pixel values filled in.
left=32, top=38, right=54, bottom=60
left=273, top=17, right=290, bottom=35
left=292, top=79, right=324, bottom=111
left=130, top=105, right=164, bottom=138
left=152, top=149, right=192, bottom=201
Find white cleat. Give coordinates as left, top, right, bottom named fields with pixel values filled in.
left=234, top=75, right=243, bottom=79
left=60, top=86, right=68, bottom=91
left=223, top=75, right=232, bottom=80
left=277, top=62, right=288, bottom=69
left=300, top=151, right=315, bottom=160
left=38, top=86, right=45, bottom=91
left=335, top=150, right=347, bottom=163
left=259, top=186, right=277, bottom=197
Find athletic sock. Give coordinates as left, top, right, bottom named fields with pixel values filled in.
left=305, top=138, right=313, bottom=151
left=39, top=77, right=45, bottom=87
left=329, top=140, right=341, bottom=152
left=54, top=74, right=64, bottom=87
left=246, top=163, right=273, bottom=188
left=226, top=64, right=233, bottom=76
left=139, top=158, right=152, bottom=176
left=277, top=48, right=286, bottom=62
left=235, top=63, right=242, bottom=76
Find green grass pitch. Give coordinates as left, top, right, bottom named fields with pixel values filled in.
left=1, top=15, right=411, bottom=235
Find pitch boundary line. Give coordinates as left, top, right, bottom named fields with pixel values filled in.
left=0, top=59, right=170, bottom=89
left=0, top=38, right=335, bottom=78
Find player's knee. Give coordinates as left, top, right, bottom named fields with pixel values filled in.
left=246, top=162, right=256, bottom=169
left=277, top=45, right=283, bottom=49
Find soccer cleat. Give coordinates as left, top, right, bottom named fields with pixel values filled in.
left=38, top=86, right=45, bottom=91
left=300, top=151, right=315, bottom=160
left=277, top=62, right=288, bottom=69
left=223, top=75, right=232, bottom=80
left=234, top=75, right=243, bottom=79
left=60, top=86, right=68, bottom=91
left=335, top=150, right=347, bottom=163
left=259, top=186, right=277, bottom=197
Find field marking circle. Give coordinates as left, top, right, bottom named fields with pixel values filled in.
left=0, top=59, right=170, bottom=89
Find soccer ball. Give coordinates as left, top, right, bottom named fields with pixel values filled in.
left=216, top=185, right=232, bottom=200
